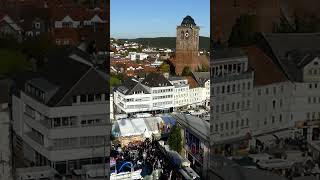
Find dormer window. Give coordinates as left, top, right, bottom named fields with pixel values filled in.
left=72, top=96, right=77, bottom=103
left=62, top=22, right=72, bottom=28
left=25, top=83, right=45, bottom=101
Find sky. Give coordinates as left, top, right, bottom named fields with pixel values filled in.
left=111, top=0, right=210, bottom=39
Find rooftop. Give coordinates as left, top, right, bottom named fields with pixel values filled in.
left=172, top=114, right=209, bottom=142
left=245, top=46, right=288, bottom=86
left=12, top=46, right=109, bottom=106
left=181, top=15, right=196, bottom=26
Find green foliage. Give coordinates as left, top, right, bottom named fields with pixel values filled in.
left=21, top=35, right=55, bottom=60
left=196, top=64, right=209, bottom=72
left=275, top=12, right=320, bottom=33
left=159, top=62, right=170, bottom=73
left=181, top=66, right=192, bottom=76
left=110, top=73, right=124, bottom=89
left=228, top=14, right=259, bottom=47
left=0, top=34, right=55, bottom=76
left=168, top=124, right=183, bottom=153
left=0, top=49, right=31, bottom=75
left=274, top=15, right=295, bottom=33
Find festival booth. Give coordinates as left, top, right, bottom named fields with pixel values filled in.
left=115, top=117, right=163, bottom=146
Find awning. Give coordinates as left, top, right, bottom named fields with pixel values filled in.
left=161, top=115, right=176, bottom=126
left=257, top=134, right=276, bottom=144
left=273, top=130, right=293, bottom=139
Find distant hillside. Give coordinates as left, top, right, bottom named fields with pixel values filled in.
left=118, top=37, right=210, bottom=50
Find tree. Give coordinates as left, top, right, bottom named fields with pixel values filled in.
left=168, top=124, right=183, bottom=153
left=196, top=64, right=209, bottom=72
left=228, top=14, right=259, bottom=47
left=110, top=73, right=123, bottom=89
left=274, top=15, right=295, bottom=33
left=159, top=62, right=170, bottom=73
left=0, top=49, right=31, bottom=76
left=181, top=66, right=192, bottom=76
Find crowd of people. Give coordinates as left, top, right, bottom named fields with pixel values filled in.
left=111, top=138, right=177, bottom=179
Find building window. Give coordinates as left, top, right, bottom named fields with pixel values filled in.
left=80, top=95, right=87, bottom=102
left=272, top=100, right=276, bottom=109
left=53, top=118, right=61, bottom=127
left=258, top=89, right=261, bottom=96
left=279, top=114, right=282, bottom=122
left=266, top=88, right=269, bottom=95
left=273, top=87, right=276, bottom=94
left=62, top=117, right=69, bottom=126
left=72, top=96, right=77, bottom=103
left=88, top=94, right=94, bottom=102
left=95, top=94, right=101, bottom=101
left=247, top=82, right=251, bottom=90
left=272, top=116, right=275, bottom=124
left=246, top=118, right=249, bottom=126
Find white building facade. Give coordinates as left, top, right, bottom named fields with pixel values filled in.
left=11, top=47, right=110, bottom=177
left=114, top=73, right=210, bottom=115
left=210, top=48, right=253, bottom=155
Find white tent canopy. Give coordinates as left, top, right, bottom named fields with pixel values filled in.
left=117, top=118, right=156, bottom=138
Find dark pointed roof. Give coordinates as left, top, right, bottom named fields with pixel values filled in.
left=11, top=46, right=109, bottom=107
left=181, top=15, right=196, bottom=26
left=141, top=72, right=173, bottom=87
left=259, top=33, right=320, bottom=81
left=116, top=77, right=150, bottom=95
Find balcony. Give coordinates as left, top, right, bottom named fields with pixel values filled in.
left=23, top=134, right=111, bottom=162
left=24, top=114, right=110, bottom=139
left=211, top=71, right=253, bottom=83
left=25, top=131, right=44, bottom=146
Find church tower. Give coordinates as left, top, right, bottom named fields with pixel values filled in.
left=176, top=15, right=200, bottom=52
left=173, top=15, right=205, bottom=75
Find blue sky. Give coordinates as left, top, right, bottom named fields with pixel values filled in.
left=111, top=0, right=210, bottom=39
